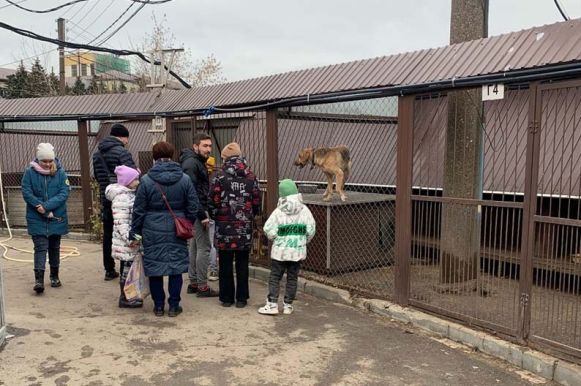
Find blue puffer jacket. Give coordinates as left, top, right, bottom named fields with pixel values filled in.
left=21, top=159, right=70, bottom=236
left=130, top=160, right=198, bottom=277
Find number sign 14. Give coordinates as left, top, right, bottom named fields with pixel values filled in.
left=482, top=83, right=505, bottom=101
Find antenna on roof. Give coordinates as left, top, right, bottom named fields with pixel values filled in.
left=147, top=48, right=184, bottom=89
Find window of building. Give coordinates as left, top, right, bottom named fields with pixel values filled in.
left=71, top=64, right=77, bottom=77
left=90, top=63, right=95, bottom=76
left=81, top=64, right=87, bottom=77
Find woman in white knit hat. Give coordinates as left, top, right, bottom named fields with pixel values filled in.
left=21, top=143, right=70, bottom=294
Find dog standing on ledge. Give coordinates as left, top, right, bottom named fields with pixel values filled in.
left=294, top=145, right=352, bottom=202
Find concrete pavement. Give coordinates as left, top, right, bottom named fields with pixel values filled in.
left=0, top=236, right=553, bottom=385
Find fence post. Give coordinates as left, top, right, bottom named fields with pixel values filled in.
left=266, top=109, right=279, bottom=216
left=77, top=119, right=92, bottom=232
left=518, top=82, right=540, bottom=342
left=394, top=95, right=414, bottom=306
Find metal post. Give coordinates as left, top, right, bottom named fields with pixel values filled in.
left=57, top=18, right=66, bottom=95
left=394, top=95, right=414, bottom=306
left=77, top=120, right=92, bottom=232
left=266, top=109, right=279, bottom=216
left=165, top=117, right=181, bottom=161
left=518, top=82, right=541, bottom=342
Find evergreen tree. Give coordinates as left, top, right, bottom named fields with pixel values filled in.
left=71, top=77, right=86, bottom=95
left=100, top=80, right=108, bottom=94
left=87, top=76, right=100, bottom=94
left=28, top=59, right=50, bottom=97
left=5, top=61, right=29, bottom=98
left=48, top=68, right=60, bottom=96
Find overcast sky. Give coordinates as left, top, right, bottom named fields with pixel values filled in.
left=0, top=0, right=580, bottom=83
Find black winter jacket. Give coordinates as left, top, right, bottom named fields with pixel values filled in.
left=179, top=148, right=209, bottom=221
left=93, top=136, right=136, bottom=206
left=209, top=156, right=261, bottom=251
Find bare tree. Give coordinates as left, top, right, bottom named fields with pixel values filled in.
left=132, top=14, right=226, bottom=89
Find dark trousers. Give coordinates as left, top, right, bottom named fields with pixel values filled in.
left=268, top=260, right=301, bottom=304
left=149, top=275, right=183, bottom=309
left=102, top=205, right=115, bottom=272
left=218, top=250, right=249, bottom=304
left=119, top=260, right=133, bottom=283
left=32, top=235, right=61, bottom=271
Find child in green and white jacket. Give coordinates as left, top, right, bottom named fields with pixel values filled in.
left=258, top=179, right=316, bottom=315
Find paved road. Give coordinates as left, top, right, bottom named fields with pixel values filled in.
left=0, top=237, right=551, bottom=385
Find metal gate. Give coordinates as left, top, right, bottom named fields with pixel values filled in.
left=526, top=81, right=581, bottom=359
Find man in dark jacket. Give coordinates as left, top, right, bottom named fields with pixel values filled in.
left=93, top=123, right=136, bottom=281
left=179, top=133, right=218, bottom=297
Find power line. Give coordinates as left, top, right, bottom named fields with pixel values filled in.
left=62, top=0, right=90, bottom=19
left=94, top=3, right=147, bottom=46
left=0, top=48, right=55, bottom=67
left=553, top=0, right=570, bottom=21
left=3, top=0, right=88, bottom=14
left=70, top=0, right=101, bottom=26
left=86, top=2, right=136, bottom=45
left=129, top=0, right=173, bottom=3
left=0, top=20, right=191, bottom=88
left=0, top=0, right=25, bottom=11
left=79, top=0, right=116, bottom=32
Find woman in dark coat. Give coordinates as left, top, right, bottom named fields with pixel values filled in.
left=21, top=143, right=70, bottom=294
left=130, top=142, right=198, bottom=317
left=209, top=142, right=261, bottom=308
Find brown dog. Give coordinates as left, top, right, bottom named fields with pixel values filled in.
left=294, top=145, right=352, bottom=201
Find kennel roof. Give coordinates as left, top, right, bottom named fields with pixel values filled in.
left=1, top=18, right=581, bottom=121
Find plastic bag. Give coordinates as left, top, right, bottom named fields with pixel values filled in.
left=124, top=255, right=150, bottom=301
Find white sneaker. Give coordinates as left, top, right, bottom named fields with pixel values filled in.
left=258, top=301, right=279, bottom=315
left=283, top=302, right=293, bottom=315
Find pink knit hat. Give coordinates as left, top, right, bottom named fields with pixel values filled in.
left=114, top=165, right=140, bottom=187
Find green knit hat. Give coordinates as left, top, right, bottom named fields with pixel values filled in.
left=279, top=179, right=298, bottom=197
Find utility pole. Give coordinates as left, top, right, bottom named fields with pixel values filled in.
left=439, top=0, right=489, bottom=287
left=57, top=18, right=66, bottom=95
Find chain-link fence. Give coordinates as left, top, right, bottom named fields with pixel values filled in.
left=530, top=82, right=581, bottom=359
left=2, top=78, right=581, bottom=362
left=0, top=126, right=97, bottom=229
left=409, top=86, right=529, bottom=336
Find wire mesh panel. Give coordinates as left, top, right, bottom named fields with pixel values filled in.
left=270, top=97, right=398, bottom=299
left=410, top=86, right=529, bottom=335
left=0, top=127, right=95, bottom=229
left=222, top=111, right=268, bottom=264
left=531, top=84, right=581, bottom=357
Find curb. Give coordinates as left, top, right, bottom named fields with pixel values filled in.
left=249, top=265, right=581, bottom=386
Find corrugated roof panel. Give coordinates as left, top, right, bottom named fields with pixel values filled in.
left=557, top=23, right=581, bottom=63
left=349, top=56, right=385, bottom=89
left=397, top=50, right=432, bottom=84
left=494, top=29, right=534, bottom=72
left=509, top=28, right=546, bottom=70
left=540, top=21, right=581, bottom=65
left=2, top=19, right=581, bottom=120
left=298, top=66, right=329, bottom=96
left=303, top=65, right=336, bottom=95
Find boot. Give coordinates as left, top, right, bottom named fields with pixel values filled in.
left=49, top=267, right=62, bottom=288
left=118, top=280, right=143, bottom=309
left=33, top=269, right=45, bottom=294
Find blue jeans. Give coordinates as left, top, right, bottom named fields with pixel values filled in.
left=149, top=274, right=183, bottom=309
left=32, top=235, right=61, bottom=271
